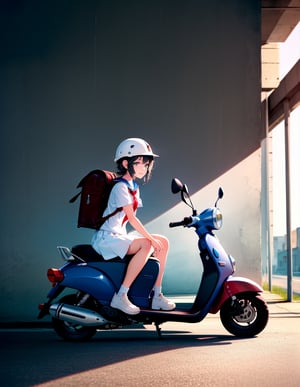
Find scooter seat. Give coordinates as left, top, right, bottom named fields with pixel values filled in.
left=71, top=244, right=132, bottom=263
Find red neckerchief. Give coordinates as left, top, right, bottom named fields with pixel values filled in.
left=116, top=178, right=139, bottom=225
left=122, top=188, right=138, bottom=225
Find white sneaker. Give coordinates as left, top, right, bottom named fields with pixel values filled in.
left=110, top=293, right=140, bottom=315
left=152, top=293, right=176, bottom=311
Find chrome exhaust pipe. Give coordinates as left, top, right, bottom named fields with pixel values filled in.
left=49, top=303, right=108, bottom=326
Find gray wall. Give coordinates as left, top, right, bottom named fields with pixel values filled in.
left=0, top=0, right=263, bottom=322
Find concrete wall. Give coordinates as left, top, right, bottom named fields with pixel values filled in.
left=0, top=0, right=263, bottom=322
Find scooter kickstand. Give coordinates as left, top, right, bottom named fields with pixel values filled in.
left=155, top=322, right=162, bottom=338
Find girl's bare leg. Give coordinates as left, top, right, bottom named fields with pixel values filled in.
left=111, top=235, right=175, bottom=314
left=122, top=238, right=153, bottom=288
left=150, top=234, right=169, bottom=286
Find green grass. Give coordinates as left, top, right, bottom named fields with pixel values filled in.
left=263, top=283, right=300, bottom=301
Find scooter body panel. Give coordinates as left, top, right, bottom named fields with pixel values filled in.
left=56, top=264, right=117, bottom=305
left=204, top=233, right=234, bottom=282
left=137, top=234, right=238, bottom=324
left=191, top=233, right=234, bottom=315
left=49, top=258, right=160, bottom=308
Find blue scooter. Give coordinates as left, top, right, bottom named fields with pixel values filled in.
left=38, top=178, right=269, bottom=341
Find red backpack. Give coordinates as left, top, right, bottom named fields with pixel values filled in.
left=69, top=170, right=137, bottom=230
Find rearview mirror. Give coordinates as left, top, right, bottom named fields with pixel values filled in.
left=214, top=187, right=224, bottom=207
left=218, top=187, right=224, bottom=199
left=171, top=178, right=196, bottom=214
left=171, top=178, right=184, bottom=194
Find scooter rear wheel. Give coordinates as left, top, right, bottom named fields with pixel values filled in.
left=52, top=294, right=97, bottom=341
left=220, top=293, right=269, bottom=337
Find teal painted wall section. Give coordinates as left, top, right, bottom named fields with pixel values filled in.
left=0, top=0, right=262, bottom=322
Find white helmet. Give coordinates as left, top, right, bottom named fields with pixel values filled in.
left=114, top=138, right=159, bottom=162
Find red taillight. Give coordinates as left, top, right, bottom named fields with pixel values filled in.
left=47, top=268, right=64, bottom=284
left=38, top=303, right=45, bottom=310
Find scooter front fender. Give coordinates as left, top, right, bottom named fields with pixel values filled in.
left=209, top=276, right=263, bottom=314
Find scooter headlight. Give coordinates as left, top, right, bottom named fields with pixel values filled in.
left=198, top=207, right=223, bottom=231
left=213, top=208, right=223, bottom=229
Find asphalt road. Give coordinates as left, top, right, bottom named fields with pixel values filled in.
left=1, top=293, right=299, bottom=387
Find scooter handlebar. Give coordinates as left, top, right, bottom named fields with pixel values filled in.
left=169, top=217, right=193, bottom=228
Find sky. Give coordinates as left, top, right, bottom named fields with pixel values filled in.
left=272, top=22, right=300, bottom=237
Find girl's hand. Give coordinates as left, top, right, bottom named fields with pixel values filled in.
left=123, top=204, right=164, bottom=255
left=151, top=238, right=164, bottom=256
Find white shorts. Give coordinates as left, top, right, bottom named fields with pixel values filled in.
left=91, top=230, right=136, bottom=260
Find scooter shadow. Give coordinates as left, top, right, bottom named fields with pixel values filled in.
left=88, top=326, right=246, bottom=346
left=0, top=328, right=249, bottom=386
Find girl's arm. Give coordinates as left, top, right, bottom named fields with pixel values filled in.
left=122, top=203, right=161, bottom=248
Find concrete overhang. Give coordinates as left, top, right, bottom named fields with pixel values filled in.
left=261, top=0, right=300, bottom=121
left=262, top=0, right=300, bottom=44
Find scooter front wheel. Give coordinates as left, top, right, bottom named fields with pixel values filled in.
left=220, top=293, right=269, bottom=337
left=52, top=294, right=97, bottom=341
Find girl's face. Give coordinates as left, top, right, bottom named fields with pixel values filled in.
left=132, top=156, right=151, bottom=179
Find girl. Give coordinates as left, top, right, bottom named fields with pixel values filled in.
left=92, top=138, right=175, bottom=315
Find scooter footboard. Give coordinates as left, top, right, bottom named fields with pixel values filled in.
left=209, top=276, right=263, bottom=314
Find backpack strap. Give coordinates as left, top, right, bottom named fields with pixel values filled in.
left=69, top=191, right=81, bottom=203
left=101, top=207, right=122, bottom=223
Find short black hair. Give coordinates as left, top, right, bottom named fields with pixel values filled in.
left=116, top=155, right=154, bottom=183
